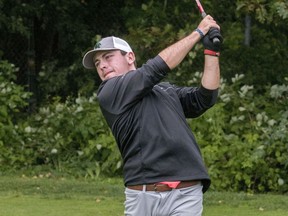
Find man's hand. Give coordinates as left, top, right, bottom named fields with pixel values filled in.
left=202, top=28, right=223, bottom=52
left=197, top=15, right=219, bottom=35
left=196, top=15, right=222, bottom=51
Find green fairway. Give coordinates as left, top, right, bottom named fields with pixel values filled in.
left=0, top=174, right=287, bottom=216
left=0, top=196, right=124, bottom=216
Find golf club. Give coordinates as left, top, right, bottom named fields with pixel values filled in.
left=195, top=0, right=221, bottom=45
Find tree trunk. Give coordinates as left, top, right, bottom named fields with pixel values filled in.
left=244, top=14, right=251, bottom=46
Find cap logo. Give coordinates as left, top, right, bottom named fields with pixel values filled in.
left=95, top=42, right=101, bottom=49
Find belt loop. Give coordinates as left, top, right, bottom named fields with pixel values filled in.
left=142, top=185, right=146, bottom=192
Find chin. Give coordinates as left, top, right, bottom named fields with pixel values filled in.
left=104, top=74, right=115, bottom=80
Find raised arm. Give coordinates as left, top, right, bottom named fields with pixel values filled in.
left=158, top=15, right=222, bottom=91
left=158, top=15, right=219, bottom=70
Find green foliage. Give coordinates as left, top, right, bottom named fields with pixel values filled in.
left=37, top=60, right=100, bottom=101
left=0, top=61, right=31, bottom=167
left=273, top=1, right=288, bottom=20
left=1, top=0, right=288, bottom=99
left=189, top=73, right=288, bottom=193
left=1, top=59, right=288, bottom=193
left=13, top=95, right=122, bottom=177
left=0, top=61, right=30, bottom=117
left=122, top=0, right=201, bottom=68
left=236, top=0, right=288, bottom=24
left=1, top=0, right=126, bottom=99
left=1, top=0, right=288, bottom=193
left=121, top=0, right=287, bottom=88
left=0, top=60, right=121, bottom=177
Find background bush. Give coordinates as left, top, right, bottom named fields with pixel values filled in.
left=0, top=61, right=31, bottom=168
left=0, top=60, right=122, bottom=177
left=1, top=60, right=287, bottom=193
left=1, top=0, right=287, bottom=194
left=189, top=74, right=288, bottom=193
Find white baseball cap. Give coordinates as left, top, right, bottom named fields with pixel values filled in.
left=82, top=36, right=133, bottom=69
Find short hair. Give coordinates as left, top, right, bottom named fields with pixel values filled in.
left=120, top=50, right=137, bottom=68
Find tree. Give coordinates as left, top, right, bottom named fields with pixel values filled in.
left=0, top=0, right=126, bottom=106
left=1, top=0, right=287, bottom=105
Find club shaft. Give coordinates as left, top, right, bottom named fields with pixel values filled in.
left=194, top=0, right=220, bottom=45
left=195, top=0, right=206, bottom=18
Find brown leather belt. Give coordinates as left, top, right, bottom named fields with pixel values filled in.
left=127, top=180, right=200, bottom=192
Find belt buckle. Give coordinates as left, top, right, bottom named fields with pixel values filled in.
left=153, top=184, right=159, bottom=192
left=153, top=183, right=170, bottom=192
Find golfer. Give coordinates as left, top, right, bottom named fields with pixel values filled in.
left=82, top=15, right=222, bottom=216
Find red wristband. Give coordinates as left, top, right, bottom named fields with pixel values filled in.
left=204, top=49, right=220, bottom=57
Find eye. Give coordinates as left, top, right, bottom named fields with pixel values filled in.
left=105, top=54, right=113, bottom=60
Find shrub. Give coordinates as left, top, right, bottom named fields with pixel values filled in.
left=190, top=74, right=288, bottom=193
left=0, top=60, right=121, bottom=177
left=16, top=95, right=122, bottom=177
left=1, top=59, right=287, bottom=193
left=0, top=60, right=31, bottom=169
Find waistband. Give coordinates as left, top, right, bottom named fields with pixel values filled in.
left=127, top=180, right=201, bottom=192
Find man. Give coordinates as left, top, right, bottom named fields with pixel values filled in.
left=82, top=15, right=222, bottom=216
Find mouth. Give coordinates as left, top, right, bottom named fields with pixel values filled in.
left=103, top=71, right=113, bottom=78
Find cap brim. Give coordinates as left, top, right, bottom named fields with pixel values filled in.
left=82, top=48, right=119, bottom=70
left=82, top=50, right=97, bottom=69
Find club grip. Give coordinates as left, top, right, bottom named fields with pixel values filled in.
left=201, top=14, right=221, bottom=46
left=213, top=37, right=221, bottom=45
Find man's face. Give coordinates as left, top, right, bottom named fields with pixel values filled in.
left=94, top=50, right=135, bottom=81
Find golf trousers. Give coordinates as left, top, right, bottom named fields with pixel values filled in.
left=124, top=183, right=203, bottom=216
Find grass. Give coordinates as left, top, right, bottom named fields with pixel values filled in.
left=0, top=173, right=288, bottom=216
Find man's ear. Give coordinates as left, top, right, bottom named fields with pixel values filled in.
left=126, top=52, right=136, bottom=67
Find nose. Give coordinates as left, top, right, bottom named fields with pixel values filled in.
left=99, top=60, right=108, bottom=70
